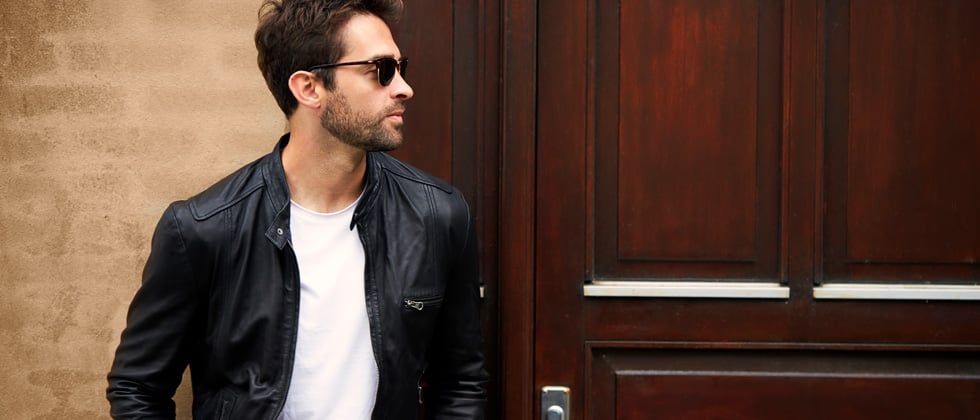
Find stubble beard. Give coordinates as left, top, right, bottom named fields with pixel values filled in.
left=320, top=90, right=403, bottom=152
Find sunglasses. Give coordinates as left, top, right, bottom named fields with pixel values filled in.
left=308, top=57, right=408, bottom=87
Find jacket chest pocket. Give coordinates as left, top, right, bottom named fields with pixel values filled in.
left=401, top=294, right=444, bottom=337
left=403, top=295, right=443, bottom=312
left=400, top=295, right=444, bottom=359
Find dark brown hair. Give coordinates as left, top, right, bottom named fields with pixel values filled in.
left=255, top=0, right=403, bottom=117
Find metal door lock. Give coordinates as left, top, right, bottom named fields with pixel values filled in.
left=541, top=386, right=570, bottom=420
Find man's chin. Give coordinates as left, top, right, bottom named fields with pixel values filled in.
left=362, top=138, right=402, bottom=152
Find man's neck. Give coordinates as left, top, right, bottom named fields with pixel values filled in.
left=281, top=126, right=368, bottom=214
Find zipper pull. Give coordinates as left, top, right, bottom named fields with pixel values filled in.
left=405, top=299, right=424, bottom=310
left=418, top=367, right=427, bottom=404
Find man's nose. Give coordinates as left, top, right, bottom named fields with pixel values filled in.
left=390, top=72, right=413, bottom=100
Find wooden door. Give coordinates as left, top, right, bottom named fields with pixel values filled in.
left=500, top=0, right=980, bottom=418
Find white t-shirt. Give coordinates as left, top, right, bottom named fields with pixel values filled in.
left=279, top=196, right=379, bottom=420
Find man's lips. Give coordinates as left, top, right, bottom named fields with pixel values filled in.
left=386, top=109, right=405, bottom=122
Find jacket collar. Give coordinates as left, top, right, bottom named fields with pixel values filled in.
left=353, top=151, right=382, bottom=229
left=261, top=133, right=383, bottom=248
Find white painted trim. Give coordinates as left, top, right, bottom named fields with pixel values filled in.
left=584, top=281, right=789, bottom=299
left=813, top=283, right=980, bottom=301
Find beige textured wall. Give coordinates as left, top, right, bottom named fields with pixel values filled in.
left=1, top=1, right=284, bottom=417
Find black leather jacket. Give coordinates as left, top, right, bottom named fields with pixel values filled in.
left=107, top=135, right=488, bottom=419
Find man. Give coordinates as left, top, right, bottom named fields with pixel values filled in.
left=106, top=0, right=488, bottom=418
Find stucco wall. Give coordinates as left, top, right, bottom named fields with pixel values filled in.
left=1, top=1, right=284, bottom=417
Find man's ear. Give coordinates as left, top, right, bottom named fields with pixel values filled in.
left=288, top=71, right=323, bottom=110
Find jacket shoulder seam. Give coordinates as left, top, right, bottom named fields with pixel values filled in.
left=382, top=167, right=454, bottom=194
left=189, top=183, right=266, bottom=221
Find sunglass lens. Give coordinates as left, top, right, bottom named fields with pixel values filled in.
left=399, top=59, right=407, bottom=80
left=378, top=58, right=396, bottom=86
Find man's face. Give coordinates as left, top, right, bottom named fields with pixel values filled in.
left=321, top=13, right=413, bottom=152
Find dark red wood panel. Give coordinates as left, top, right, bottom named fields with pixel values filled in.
left=500, top=0, right=538, bottom=416
left=618, top=0, right=758, bottom=261
left=590, top=348, right=980, bottom=420
left=846, top=0, right=980, bottom=264
left=594, top=0, right=783, bottom=280
left=536, top=0, right=588, bottom=415
left=823, top=0, right=980, bottom=282
left=391, top=1, right=453, bottom=182
left=584, top=297, right=980, bottom=344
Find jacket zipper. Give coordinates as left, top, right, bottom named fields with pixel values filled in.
left=404, top=296, right=443, bottom=311
left=417, top=366, right=427, bottom=405
left=218, top=400, right=230, bottom=420
left=357, top=222, right=385, bottom=419
left=271, top=241, right=300, bottom=419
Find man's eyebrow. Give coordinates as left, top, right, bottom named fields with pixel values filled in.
left=367, top=54, right=402, bottom=61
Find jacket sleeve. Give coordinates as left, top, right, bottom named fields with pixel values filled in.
left=423, top=195, right=490, bottom=419
left=107, top=203, right=202, bottom=418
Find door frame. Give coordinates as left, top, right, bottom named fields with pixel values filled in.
left=498, top=0, right=537, bottom=418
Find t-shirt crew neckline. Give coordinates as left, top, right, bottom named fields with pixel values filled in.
left=289, top=188, right=365, bottom=217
